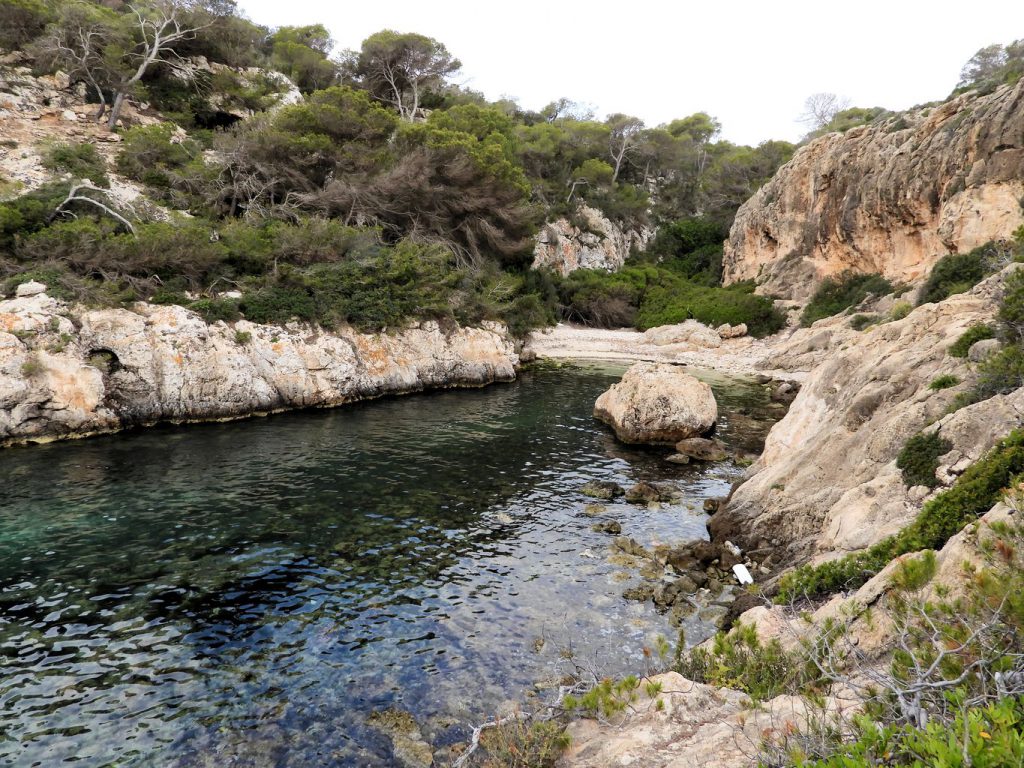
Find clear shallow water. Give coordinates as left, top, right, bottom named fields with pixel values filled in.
left=0, top=363, right=782, bottom=766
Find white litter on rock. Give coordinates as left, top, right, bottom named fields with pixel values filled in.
left=732, top=563, right=754, bottom=585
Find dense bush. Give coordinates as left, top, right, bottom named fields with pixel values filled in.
left=928, top=374, right=959, bottom=390
left=639, top=217, right=727, bottom=285
left=950, top=323, right=996, bottom=357
left=777, top=429, right=1024, bottom=603
left=791, top=696, right=1024, bottom=767
left=41, top=142, right=110, bottom=187
left=896, top=431, right=952, bottom=488
left=801, top=272, right=894, bottom=326
left=676, top=622, right=817, bottom=702
left=917, top=249, right=991, bottom=305
left=557, top=266, right=785, bottom=337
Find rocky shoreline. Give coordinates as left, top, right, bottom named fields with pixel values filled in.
left=0, top=285, right=518, bottom=447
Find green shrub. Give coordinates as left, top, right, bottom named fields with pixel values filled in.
left=801, top=272, right=894, bottom=326
left=896, top=431, right=953, bottom=488
left=888, top=301, right=912, bottom=321
left=557, top=266, right=784, bottom=337
left=928, top=374, right=960, bottom=390
left=950, top=323, right=996, bottom=357
left=640, top=217, right=727, bottom=285
left=997, top=267, right=1024, bottom=342
left=115, top=124, right=203, bottom=204
left=792, top=696, right=1024, bottom=767
left=479, top=719, right=570, bottom=768
left=0, top=0, right=53, bottom=51
left=974, top=344, right=1024, bottom=398
left=849, top=313, right=879, bottom=331
left=676, top=623, right=816, bottom=702
left=189, top=298, right=241, bottom=324
left=41, top=142, right=110, bottom=188
left=918, top=249, right=989, bottom=305
left=20, top=355, right=43, bottom=378
left=234, top=330, right=252, bottom=345
left=777, top=429, right=1024, bottom=603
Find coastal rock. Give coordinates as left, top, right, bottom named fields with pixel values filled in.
left=709, top=267, right=1024, bottom=566
left=0, top=297, right=518, bottom=446
left=674, top=437, right=728, bottom=462
left=367, top=710, right=433, bottom=768
left=593, top=362, right=718, bottom=444
left=643, top=320, right=722, bottom=348
left=624, top=481, right=680, bottom=504
left=531, top=204, right=651, bottom=276
left=723, top=79, right=1024, bottom=300
left=967, top=337, right=1001, bottom=362
left=716, top=322, right=747, bottom=339
left=580, top=480, right=625, bottom=500
left=562, top=671, right=851, bottom=768
left=591, top=520, right=622, bottom=535
left=14, top=280, right=46, bottom=297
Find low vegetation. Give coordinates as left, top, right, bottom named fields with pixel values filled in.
left=777, top=429, right=1024, bottom=603
left=676, top=622, right=818, bottom=702
left=927, top=374, right=959, bottom=390
left=916, top=244, right=1003, bottom=306
left=950, top=323, right=996, bottom=357
left=896, top=431, right=953, bottom=488
left=801, top=272, right=893, bottom=326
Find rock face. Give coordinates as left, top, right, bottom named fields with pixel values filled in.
left=593, top=362, right=717, bottom=444
left=532, top=205, right=651, bottom=275
left=562, top=671, right=850, bottom=768
left=0, top=293, right=518, bottom=447
left=723, top=79, right=1024, bottom=300
left=709, top=267, right=1024, bottom=567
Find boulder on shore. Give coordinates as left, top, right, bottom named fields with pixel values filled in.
left=593, top=362, right=717, bottom=444
left=642, top=320, right=721, bottom=348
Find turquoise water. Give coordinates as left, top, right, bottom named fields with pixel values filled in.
left=0, top=363, right=781, bottom=766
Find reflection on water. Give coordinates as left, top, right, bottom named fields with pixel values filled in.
left=0, top=362, right=782, bottom=766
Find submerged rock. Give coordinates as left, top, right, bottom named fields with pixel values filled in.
left=593, top=362, right=718, bottom=445
left=367, top=710, right=433, bottom=768
left=674, top=437, right=728, bottom=462
left=580, top=480, right=625, bottom=500
left=624, top=481, right=680, bottom=505
left=591, top=520, right=622, bottom=535
left=611, top=536, right=651, bottom=559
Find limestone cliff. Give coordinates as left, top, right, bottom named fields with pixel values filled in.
left=0, top=291, right=517, bottom=447
left=724, top=80, right=1024, bottom=300
left=708, top=266, right=1024, bottom=569
left=532, top=205, right=651, bottom=275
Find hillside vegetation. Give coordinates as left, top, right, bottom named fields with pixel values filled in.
left=0, top=0, right=795, bottom=334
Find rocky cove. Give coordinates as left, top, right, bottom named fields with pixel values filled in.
left=0, top=345, right=788, bottom=767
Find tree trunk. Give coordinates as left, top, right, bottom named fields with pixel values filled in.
left=107, top=91, right=126, bottom=130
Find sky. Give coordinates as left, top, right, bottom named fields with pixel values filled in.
left=236, top=0, right=1024, bottom=145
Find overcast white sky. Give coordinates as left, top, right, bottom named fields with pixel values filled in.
left=236, top=0, right=1024, bottom=145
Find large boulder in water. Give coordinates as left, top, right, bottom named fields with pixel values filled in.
left=593, top=362, right=717, bottom=444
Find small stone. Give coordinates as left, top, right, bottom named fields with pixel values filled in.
left=61, top=109, right=77, bottom=122
left=591, top=520, right=622, bottom=535
left=967, top=338, right=1001, bottom=363
left=15, top=280, right=46, bottom=297
left=665, top=453, right=691, bottom=465
left=581, top=480, right=625, bottom=500
left=703, top=498, right=721, bottom=513
left=612, top=536, right=651, bottom=559
left=674, top=437, right=728, bottom=462
left=623, top=583, right=656, bottom=602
